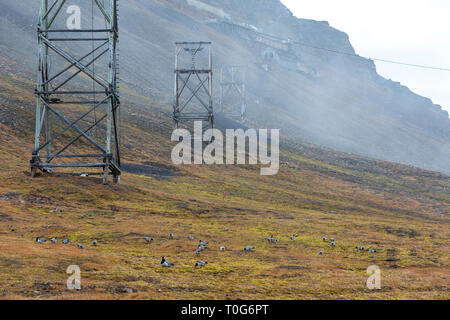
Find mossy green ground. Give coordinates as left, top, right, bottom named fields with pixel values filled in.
left=0, top=75, right=449, bottom=300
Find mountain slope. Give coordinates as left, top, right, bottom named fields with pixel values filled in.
left=0, top=1, right=449, bottom=300
left=0, top=0, right=449, bottom=174
left=0, top=71, right=449, bottom=299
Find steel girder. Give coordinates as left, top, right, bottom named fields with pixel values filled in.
left=219, top=65, right=247, bottom=122
left=173, top=42, right=213, bottom=131
left=31, top=0, right=121, bottom=184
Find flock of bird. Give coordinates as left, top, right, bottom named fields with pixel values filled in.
left=35, top=236, right=97, bottom=248
left=35, top=232, right=377, bottom=268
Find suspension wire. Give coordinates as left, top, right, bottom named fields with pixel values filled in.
left=251, top=29, right=450, bottom=72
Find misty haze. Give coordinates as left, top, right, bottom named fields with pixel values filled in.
left=0, top=0, right=448, bottom=304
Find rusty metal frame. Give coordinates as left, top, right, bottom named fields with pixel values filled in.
left=31, top=0, right=121, bottom=184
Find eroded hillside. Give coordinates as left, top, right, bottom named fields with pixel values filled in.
left=0, top=69, right=449, bottom=299
left=0, top=0, right=449, bottom=174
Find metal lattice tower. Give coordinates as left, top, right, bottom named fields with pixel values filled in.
left=31, top=0, right=121, bottom=184
left=219, top=66, right=247, bottom=122
left=173, top=42, right=213, bottom=130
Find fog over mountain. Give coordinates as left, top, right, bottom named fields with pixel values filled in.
left=0, top=0, right=449, bottom=173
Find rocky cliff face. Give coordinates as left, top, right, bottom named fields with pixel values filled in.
left=0, top=0, right=449, bottom=173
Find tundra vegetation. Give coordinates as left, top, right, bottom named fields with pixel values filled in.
left=0, top=72, right=448, bottom=299
left=0, top=0, right=449, bottom=300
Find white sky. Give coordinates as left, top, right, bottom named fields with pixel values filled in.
left=280, top=0, right=450, bottom=115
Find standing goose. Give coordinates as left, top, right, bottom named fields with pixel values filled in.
left=161, top=257, right=174, bottom=267
left=290, top=235, right=298, bottom=240
left=267, top=235, right=278, bottom=243
left=195, top=261, right=208, bottom=267
left=145, top=237, right=153, bottom=243
left=169, top=233, right=174, bottom=239
left=51, top=237, right=57, bottom=244
left=199, top=240, right=208, bottom=246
